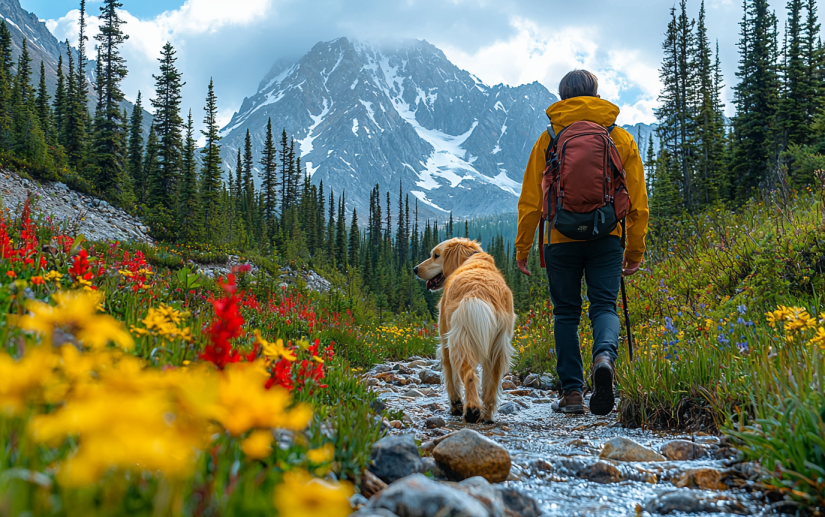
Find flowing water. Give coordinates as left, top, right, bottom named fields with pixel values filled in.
left=366, top=358, right=776, bottom=517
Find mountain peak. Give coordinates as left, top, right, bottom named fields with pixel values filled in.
left=220, top=37, right=557, bottom=220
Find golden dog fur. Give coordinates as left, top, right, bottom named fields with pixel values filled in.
left=414, top=238, right=516, bottom=423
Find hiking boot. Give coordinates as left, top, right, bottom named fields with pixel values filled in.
left=551, top=390, right=584, bottom=414
left=589, top=353, right=616, bottom=416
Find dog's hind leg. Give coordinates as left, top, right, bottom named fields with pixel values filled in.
left=481, top=321, right=515, bottom=423
left=439, top=310, right=463, bottom=416
left=447, top=298, right=494, bottom=424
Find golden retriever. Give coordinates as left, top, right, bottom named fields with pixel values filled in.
left=414, top=238, right=515, bottom=423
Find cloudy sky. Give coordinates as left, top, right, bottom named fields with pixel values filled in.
left=20, top=0, right=825, bottom=130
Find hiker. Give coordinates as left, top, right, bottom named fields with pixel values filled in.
left=514, top=70, right=649, bottom=416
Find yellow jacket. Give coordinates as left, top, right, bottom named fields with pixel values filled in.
left=515, top=97, right=649, bottom=263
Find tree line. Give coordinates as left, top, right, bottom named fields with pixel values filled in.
left=648, top=0, right=825, bottom=217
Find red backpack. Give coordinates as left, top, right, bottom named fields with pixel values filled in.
left=538, top=120, right=631, bottom=267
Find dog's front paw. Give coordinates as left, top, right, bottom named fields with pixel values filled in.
left=450, top=399, right=464, bottom=416
left=464, top=406, right=481, bottom=423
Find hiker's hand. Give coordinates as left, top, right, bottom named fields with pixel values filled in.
left=516, top=259, right=532, bottom=276
left=622, top=258, right=641, bottom=277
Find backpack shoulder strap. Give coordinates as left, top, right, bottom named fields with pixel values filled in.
left=607, top=124, right=617, bottom=134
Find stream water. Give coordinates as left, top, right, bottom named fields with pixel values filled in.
left=365, top=357, right=776, bottom=517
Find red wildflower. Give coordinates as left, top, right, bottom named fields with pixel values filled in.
left=200, top=275, right=245, bottom=369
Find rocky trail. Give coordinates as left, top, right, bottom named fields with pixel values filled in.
left=355, top=357, right=782, bottom=517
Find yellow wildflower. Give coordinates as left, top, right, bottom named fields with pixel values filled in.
left=44, top=270, right=63, bottom=282
left=241, top=429, right=274, bottom=459
left=0, top=347, right=62, bottom=415
left=216, top=362, right=311, bottom=436
left=273, top=470, right=353, bottom=517
left=307, top=443, right=335, bottom=464
left=811, top=327, right=825, bottom=349
left=131, top=305, right=192, bottom=343
left=12, top=290, right=133, bottom=350
left=256, top=330, right=297, bottom=362
left=118, top=270, right=134, bottom=278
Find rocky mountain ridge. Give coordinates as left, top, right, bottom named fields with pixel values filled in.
left=220, top=37, right=559, bottom=220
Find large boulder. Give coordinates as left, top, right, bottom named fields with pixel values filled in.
left=369, top=434, right=423, bottom=484
left=366, top=473, right=491, bottom=517
left=432, top=429, right=511, bottom=483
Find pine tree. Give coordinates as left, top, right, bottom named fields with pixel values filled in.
left=732, top=0, right=781, bottom=196
left=242, top=129, right=255, bottom=231
left=35, top=61, right=50, bottom=131
left=145, top=124, right=162, bottom=208
left=348, top=208, right=360, bottom=268
left=199, top=79, right=222, bottom=234
left=179, top=110, right=201, bottom=242
left=260, top=118, right=278, bottom=239
left=11, top=40, right=50, bottom=170
left=92, top=0, right=129, bottom=198
left=54, top=54, right=66, bottom=141
left=0, top=21, right=11, bottom=77
left=66, top=1, right=89, bottom=173
left=327, top=190, right=336, bottom=266
left=803, top=0, right=823, bottom=123
left=780, top=0, right=808, bottom=149
left=127, top=92, right=144, bottom=198
left=151, top=42, right=185, bottom=211
left=336, top=193, right=348, bottom=270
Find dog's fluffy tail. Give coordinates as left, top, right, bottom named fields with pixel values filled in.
left=444, top=297, right=497, bottom=372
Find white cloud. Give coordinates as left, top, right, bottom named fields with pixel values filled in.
left=438, top=16, right=663, bottom=125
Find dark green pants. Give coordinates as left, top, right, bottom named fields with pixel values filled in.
left=544, top=236, right=622, bottom=393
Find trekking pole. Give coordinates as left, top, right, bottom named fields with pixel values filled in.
left=620, top=218, right=635, bottom=362
left=621, top=276, right=634, bottom=362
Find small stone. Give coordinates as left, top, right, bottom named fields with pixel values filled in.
left=497, top=401, right=520, bottom=415
left=366, top=378, right=380, bottom=386
left=535, top=398, right=553, bottom=403
left=713, top=447, right=739, bottom=460
left=424, top=403, right=444, bottom=412
left=350, top=493, right=369, bottom=508
left=401, top=389, right=424, bottom=398
left=420, top=457, right=445, bottom=479
left=661, top=440, right=706, bottom=461
left=371, top=364, right=392, bottom=374
left=389, top=420, right=403, bottom=429
left=672, top=468, right=728, bottom=490
left=512, top=398, right=530, bottom=409
left=508, top=389, right=531, bottom=396
left=418, top=369, right=441, bottom=384
left=408, top=360, right=429, bottom=368
left=425, top=416, right=446, bottom=429
left=366, top=474, right=490, bottom=517
left=600, top=437, right=666, bottom=462
left=538, top=375, right=555, bottom=390
left=432, top=429, right=511, bottom=483
left=368, top=434, right=423, bottom=484
left=501, top=380, right=517, bottom=390
left=451, top=477, right=505, bottom=516
left=579, top=460, right=623, bottom=484
left=393, top=365, right=413, bottom=375
left=522, top=373, right=540, bottom=388
left=644, top=490, right=741, bottom=514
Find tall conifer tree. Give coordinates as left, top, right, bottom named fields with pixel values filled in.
left=199, top=79, right=222, bottom=233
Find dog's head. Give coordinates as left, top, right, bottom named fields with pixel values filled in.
left=413, top=238, right=483, bottom=291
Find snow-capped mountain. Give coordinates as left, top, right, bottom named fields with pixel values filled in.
left=220, top=38, right=558, bottom=220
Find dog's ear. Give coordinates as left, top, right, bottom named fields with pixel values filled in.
left=442, top=238, right=481, bottom=278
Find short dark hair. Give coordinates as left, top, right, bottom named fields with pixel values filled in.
left=559, top=70, right=599, bottom=100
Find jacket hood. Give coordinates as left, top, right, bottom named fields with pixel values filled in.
left=546, top=97, right=620, bottom=132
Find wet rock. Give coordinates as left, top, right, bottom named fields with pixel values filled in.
left=451, top=477, right=506, bottom=517
left=713, top=447, right=739, bottom=460
left=421, top=457, right=446, bottom=479
left=497, top=402, right=520, bottom=415
left=423, top=403, right=444, bottom=412
left=418, top=370, right=441, bottom=385
left=522, top=373, right=540, bottom=388
left=390, top=420, right=403, bottom=429
left=351, top=493, right=370, bottom=507
left=433, top=429, right=511, bottom=483
left=370, top=399, right=386, bottom=413
left=512, top=398, right=530, bottom=409
left=393, top=365, right=413, bottom=375
left=367, top=378, right=380, bottom=387
left=425, top=416, right=445, bottom=429
left=351, top=510, right=399, bottom=517
left=372, top=365, right=393, bottom=374
left=600, top=437, right=666, bottom=462
left=366, top=473, right=491, bottom=517
left=361, top=469, right=389, bottom=499
left=579, top=460, right=624, bottom=484
left=643, top=490, right=743, bottom=514
left=672, top=468, right=728, bottom=490
left=534, top=398, right=553, bottom=403
left=661, top=440, right=706, bottom=461
left=538, top=375, right=556, bottom=390
left=369, top=434, right=423, bottom=484
left=507, top=389, right=531, bottom=396
left=401, top=389, right=425, bottom=398
left=501, top=380, right=517, bottom=390
left=408, top=360, right=430, bottom=368
left=495, top=486, right=541, bottom=517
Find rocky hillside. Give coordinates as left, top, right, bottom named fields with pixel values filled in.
left=1, top=170, right=153, bottom=244
left=220, top=37, right=558, bottom=220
